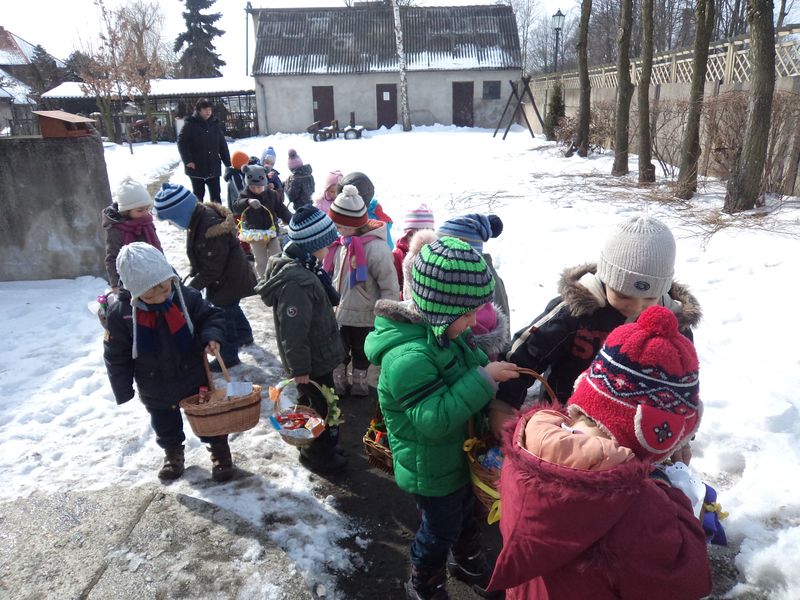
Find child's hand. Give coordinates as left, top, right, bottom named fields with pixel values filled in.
left=485, top=361, right=521, bottom=382
left=248, top=198, right=262, bottom=209
left=205, top=341, right=220, bottom=355
left=294, top=374, right=310, bottom=385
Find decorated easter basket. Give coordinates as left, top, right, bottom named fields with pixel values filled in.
left=464, top=368, right=557, bottom=524
left=363, top=403, right=393, bottom=474
left=180, top=355, right=262, bottom=437
left=268, top=379, right=342, bottom=447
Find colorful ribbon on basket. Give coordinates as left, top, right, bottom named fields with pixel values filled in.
left=464, top=437, right=501, bottom=525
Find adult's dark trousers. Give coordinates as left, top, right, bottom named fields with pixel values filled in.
left=410, top=483, right=481, bottom=570
left=146, top=405, right=227, bottom=448
left=233, top=303, right=253, bottom=344
left=339, top=325, right=372, bottom=370
left=190, top=176, right=222, bottom=203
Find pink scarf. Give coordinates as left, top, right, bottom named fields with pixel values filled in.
left=323, top=234, right=376, bottom=288
left=112, top=214, right=162, bottom=251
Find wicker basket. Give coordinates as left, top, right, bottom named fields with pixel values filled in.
left=465, top=368, right=557, bottom=523
left=180, top=356, right=262, bottom=437
left=363, top=404, right=393, bottom=474
left=268, top=380, right=336, bottom=448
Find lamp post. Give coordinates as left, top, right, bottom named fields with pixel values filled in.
left=552, top=9, right=565, bottom=73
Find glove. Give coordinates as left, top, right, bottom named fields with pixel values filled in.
left=223, top=166, right=235, bottom=181
left=248, top=198, right=262, bottom=209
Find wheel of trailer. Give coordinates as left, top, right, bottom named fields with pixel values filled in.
left=344, top=129, right=360, bottom=140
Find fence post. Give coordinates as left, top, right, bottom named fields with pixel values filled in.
left=723, top=39, right=736, bottom=83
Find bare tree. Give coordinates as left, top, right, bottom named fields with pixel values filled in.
left=611, top=0, right=634, bottom=176
left=724, top=0, right=776, bottom=212
left=675, top=0, right=715, bottom=200
left=504, top=0, right=538, bottom=76
left=390, top=0, right=411, bottom=130
left=575, top=0, right=592, bottom=157
left=117, top=1, right=173, bottom=143
left=78, top=0, right=127, bottom=143
left=638, top=0, right=656, bottom=182
left=776, top=0, right=794, bottom=27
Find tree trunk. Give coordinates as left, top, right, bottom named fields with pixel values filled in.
left=611, top=0, right=634, bottom=176
left=575, top=0, right=592, bottom=157
left=675, top=0, right=715, bottom=200
left=391, top=0, right=412, bottom=132
left=724, top=0, right=776, bottom=212
left=638, top=0, right=656, bottom=183
left=777, top=0, right=788, bottom=28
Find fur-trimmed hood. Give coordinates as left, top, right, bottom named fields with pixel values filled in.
left=473, top=303, right=510, bottom=358
left=374, top=298, right=425, bottom=324
left=401, top=229, right=439, bottom=299
left=102, top=204, right=125, bottom=229
left=196, top=201, right=237, bottom=239
left=558, top=263, right=702, bottom=329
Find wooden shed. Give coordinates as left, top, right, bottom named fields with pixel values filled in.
left=32, top=110, right=95, bottom=138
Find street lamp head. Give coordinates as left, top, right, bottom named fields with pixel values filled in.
left=552, top=9, right=566, bottom=31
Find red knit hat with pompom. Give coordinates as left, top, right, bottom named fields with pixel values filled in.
left=568, top=305, right=702, bottom=462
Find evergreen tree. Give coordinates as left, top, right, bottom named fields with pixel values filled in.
left=64, top=51, right=91, bottom=82
left=30, top=45, right=66, bottom=100
left=174, top=0, right=225, bottom=78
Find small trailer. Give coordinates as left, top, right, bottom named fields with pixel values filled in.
left=307, top=118, right=365, bottom=142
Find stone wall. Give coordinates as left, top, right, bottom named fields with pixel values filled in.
left=0, top=134, right=111, bottom=281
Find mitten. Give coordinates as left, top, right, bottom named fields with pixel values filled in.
left=249, top=198, right=262, bottom=209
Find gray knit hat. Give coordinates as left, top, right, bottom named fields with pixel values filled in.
left=597, top=216, right=676, bottom=299
left=116, top=242, right=193, bottom=358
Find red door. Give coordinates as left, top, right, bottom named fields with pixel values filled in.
left=452, top=82, right=474, bottom=127
left=376, top=84, right=398, bottom=129
left=312, top=86, right=335, bottom=124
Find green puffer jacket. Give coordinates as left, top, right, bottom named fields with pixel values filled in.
left=365, top=299, right=497, bottom=497
left=257, top=254, right=345, bottom=378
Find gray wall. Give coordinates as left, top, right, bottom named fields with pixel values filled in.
left=255, top=69, right=519, bottom=133
left=0, top=135, right=111, bottom=281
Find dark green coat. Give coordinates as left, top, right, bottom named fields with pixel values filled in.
left=364, top=299, right=496, bottom=497
left=257, top=254, right=345, bottom=377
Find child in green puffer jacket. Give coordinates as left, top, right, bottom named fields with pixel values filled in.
left=365, top=237, right=519, bottom=600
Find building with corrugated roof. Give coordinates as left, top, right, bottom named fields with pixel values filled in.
left=250, top=4, right=521, bottom=133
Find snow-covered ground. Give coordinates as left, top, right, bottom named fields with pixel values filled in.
left=2, top=126, right=799, bottom=599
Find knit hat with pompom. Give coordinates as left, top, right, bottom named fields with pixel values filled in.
left=329, top=184, right=368, bottom=228
left=287, top=148, right=303, bottom=170
left=437, top=214, right=503, bottom=253
left=568, top=305, right=702, bottom=462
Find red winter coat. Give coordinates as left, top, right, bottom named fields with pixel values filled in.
left=392, top=235, right=409, bottom=297
left=488, top=408, right=711, bottom=600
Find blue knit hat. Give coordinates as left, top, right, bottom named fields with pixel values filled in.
left=287, top=206, right=339, bottom=255
left=261, top=146, right=277, bottom=165
left=437, top=214, right=503, bottom=253
left=153, top=183, right=197, bottom=229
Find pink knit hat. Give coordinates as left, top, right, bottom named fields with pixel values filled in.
left=402, top=204, right=435, bottom=232
left=287, top=148, right=303, bottom=170
left=325, top=170, right=343, bottom=189
left=568, top=305, right=702, bottom=462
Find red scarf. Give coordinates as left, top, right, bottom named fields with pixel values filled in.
left=113, top=214, right=163, bottom=251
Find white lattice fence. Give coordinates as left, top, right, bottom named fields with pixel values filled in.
left=532, top=27, right=800, bottom=91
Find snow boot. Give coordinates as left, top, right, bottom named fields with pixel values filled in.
left=208, top=440, right=234, bottom=482
left=332, top=364, right=348, bottom=396
left=405, top=565, right=449, bottom=600
left=299, top=437, right=348, bottom=474
left=350, top=368, right=369, bottom=396
left=446, top=548, right=497, bottom=598
left=158, top=445, right=185, bottom=481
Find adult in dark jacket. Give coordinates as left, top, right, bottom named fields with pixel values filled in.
left=256, top=206, right=347, bottom=473
left=103, top=242, right=236, bottom=482
left=177, top=98, right=231, bottom=203
left=153, top=183, right=257, bottom=370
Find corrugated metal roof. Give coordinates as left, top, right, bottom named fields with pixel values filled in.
left=251, top=5, right=521, bottom=76
left=0, top=26, right=65, bottom=67
left=42, top=77, right=255, bottom=100
left=0, top=66, right=33, bottom=104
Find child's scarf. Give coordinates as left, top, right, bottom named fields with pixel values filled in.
left=113, top=214, right=163, bottom=251
left=323, top=235, right=376, bottom=289
left=133, top=292, right=193, bottom=358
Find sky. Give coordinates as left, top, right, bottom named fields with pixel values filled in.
left=4, top=0, right=578, bottom=77
left=2, top=124, right=800, bottom=598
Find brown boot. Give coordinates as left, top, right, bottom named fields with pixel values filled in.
left=208, top=440, right=234, bottom=482
left=158, top=445, right=185, bottom=481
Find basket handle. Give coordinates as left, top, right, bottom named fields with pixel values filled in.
left=202, top=354, right=216, bottom=392
left=516, top=367, right=558, bottom=404
left=213, top=348, right=232, bottom=382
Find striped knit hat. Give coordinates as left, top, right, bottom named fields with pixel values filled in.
left=403, top=204, right=435, bottom=232
left=568, top=305, right=701, bottom=462
left=153, top=183, right=197, bottom=229
left=437, top=214, right=503, bottom=253
left=329, top=184, right=368, bottom=228
left=287, top=206, right=339, bottom=255
left=411, top=237, right=495, bottom=342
